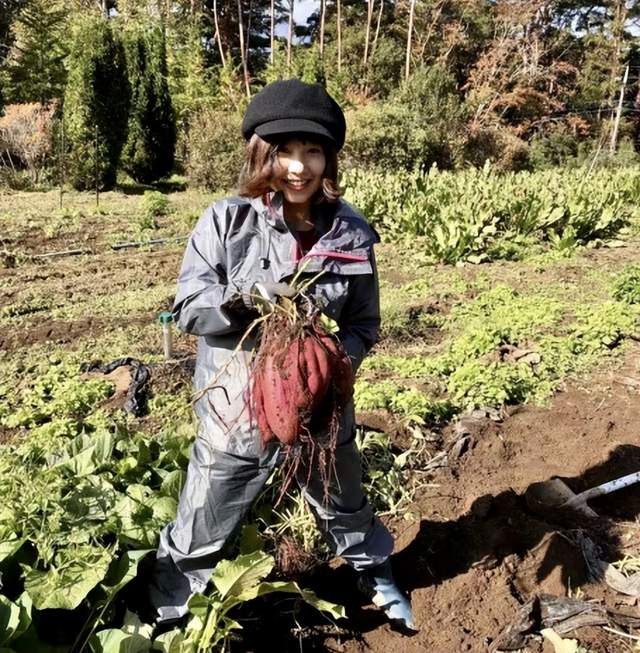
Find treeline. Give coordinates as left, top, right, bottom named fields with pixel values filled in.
left=0, top=0, right=639, bottom=191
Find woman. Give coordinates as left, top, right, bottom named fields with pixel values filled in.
left=148, top=79, right=414, bottom=631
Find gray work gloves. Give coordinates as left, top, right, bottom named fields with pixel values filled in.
left=221, top=281, right=296, bottom=330
left=245, top=281, right=295, bottom=314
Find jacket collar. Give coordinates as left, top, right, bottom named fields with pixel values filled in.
left=248, top=192, right=378, bottom=251
left=248, top=192, right=289, bottom=232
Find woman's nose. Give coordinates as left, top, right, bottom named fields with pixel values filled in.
left=288, top=159, right=304, bottom=174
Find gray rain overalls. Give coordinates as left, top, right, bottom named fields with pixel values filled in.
left=149, top=192, right=393, bottom=622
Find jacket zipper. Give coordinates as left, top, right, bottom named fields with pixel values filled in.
left=302, top=250, right=368, bottom=262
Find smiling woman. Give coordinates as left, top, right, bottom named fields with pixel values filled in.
left=238, top=130, right=341, bottom=212
left=145, top=78, right=415, bottom=632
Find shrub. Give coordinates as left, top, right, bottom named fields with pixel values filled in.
left=364, top=36, right=405, bottom=99
left=528, top=124, right=581, bottom=169
left=140, top=190, right=170, bottom=229
left=0, top=102, right=57, bottom=183
left=121, top=25, right=176, bottom=184
left=185, top=109, right=244, bottom=191
left=612, top=265, right=640, bottom=305
left=463, top=127, right=530, bottom=171
left=343, top=64, right=464, bottom=171
left=63, top=17, right=129, bottom=191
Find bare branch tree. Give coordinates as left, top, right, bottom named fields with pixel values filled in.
left=237, top=0, right=250, bottom=97
left=212, top=0, right=226, bottom=66
left=245, top=0, right=253, bottom=63
left=287, top=0, right=294, bottom=71
left=270, top=0, right=275, bottom=64
left=371, top=0, right=384, bottom=60
left=363, top=0, right=374, bottom=66
left=337, top=0, right=342, bottom=72
left=319, top=0, right=326, bottom=58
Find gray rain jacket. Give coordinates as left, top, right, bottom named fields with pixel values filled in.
left=172, top=192, right=380, bottom=458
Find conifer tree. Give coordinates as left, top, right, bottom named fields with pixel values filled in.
left=1, top=0, right=67, bottom=104
left=121, top=25, right=176, bottom=183
left=64, top=17, right=129, bottom=190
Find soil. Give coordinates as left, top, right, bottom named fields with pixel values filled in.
left=314, top=347, right=640, bottom=653
left=234, top=345, right=640, bottom=653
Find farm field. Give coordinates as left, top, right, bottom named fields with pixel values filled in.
left=2, top=177, right=640, bottom=653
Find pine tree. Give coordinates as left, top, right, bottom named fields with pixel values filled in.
left=121, top=24, right=176, bottom=183
left=63, top=17, right=129, bottom=190
left=1, top=0, right=67, bottom=104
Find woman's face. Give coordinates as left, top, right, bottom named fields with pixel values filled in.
left=272, top=138, right=326, bottom=213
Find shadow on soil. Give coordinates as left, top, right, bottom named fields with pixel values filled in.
left=235, top=445, right=640, bottom=651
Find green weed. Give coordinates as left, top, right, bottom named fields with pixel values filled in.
left=140, top=190, right=171, bottom=230
left=344, top=165, right=638, bottom=263
left=612, top=264, right=640, bottom=305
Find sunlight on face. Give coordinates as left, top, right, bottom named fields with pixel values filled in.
left=272, top=138, right=326, bottom=214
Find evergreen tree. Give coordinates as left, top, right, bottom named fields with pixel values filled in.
left=0, top=0, right=24, bottom=109
left=64, top=17, right=129, bottom=190
left=121, top=24, right=176, bottom=183
left=1, top=0, right=67, bottom=104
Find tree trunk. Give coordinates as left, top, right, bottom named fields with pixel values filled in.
left=245, top=0, right=253, bottom=63
left=270, top=0, right=275, bottom=64
left=371, top=0, right=384, bottom=59
left=607, top=0, right=627, bottom=106
left=609, top=64, right=630, bottom=156
left=363, top=0, right=374, bottom=66
left=287, top=0, right=294, bottom=71
left=337, top=0, right=342, bottom=73
left=405, top=0, right=416, bottom=80
left=213, top=0, right=226, bottom=66
left=237, top=0, right=250, bottom=97
left=319, top=0, right=326, bottom=58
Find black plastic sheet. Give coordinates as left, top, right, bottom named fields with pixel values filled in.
left=81, top=357, right=151, bottom=416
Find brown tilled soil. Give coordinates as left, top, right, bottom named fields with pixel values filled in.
left=233, top=346, right=640, bottom=653
left=290, top=348, right=640, bottom=653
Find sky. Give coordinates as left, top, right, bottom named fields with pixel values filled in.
left=294, top=0, right=316, bottom=23
left=274, top=0, right=317, bottom=36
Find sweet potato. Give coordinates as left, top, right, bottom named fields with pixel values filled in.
left=250, top=301, right=354, bottom=460
left=317, top=332, right=354, bottom=406
left=251, top=370, right=275, bottom=445
left=302, top=335, right=331, bottom=408
left=259, top=338, right=302, bottom=445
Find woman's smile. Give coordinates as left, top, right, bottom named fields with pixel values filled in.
left=284, top=178, right=312, bottom=191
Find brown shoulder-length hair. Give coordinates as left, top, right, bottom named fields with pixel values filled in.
left=237, top=133, right=342, bottom=202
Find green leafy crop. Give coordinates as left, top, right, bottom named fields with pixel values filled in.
left=343, top=165, right=638, bottom=263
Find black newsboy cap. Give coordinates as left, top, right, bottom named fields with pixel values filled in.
left=241, top=79, right=346, bottom=150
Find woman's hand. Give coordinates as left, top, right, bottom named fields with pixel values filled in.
left=246, top=281, right=295, bottom=314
